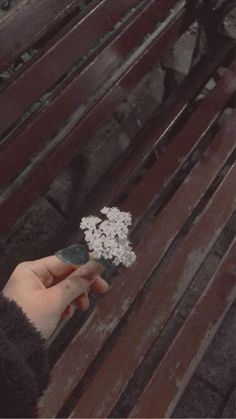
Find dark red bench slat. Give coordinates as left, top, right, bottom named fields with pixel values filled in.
left=130, top=241, right=236, bottom=418
left=39, top=112, right=236, bottom=417
left=0, top=0, right=179, bottom=187
left=0, top=0, right=146, bottom=136
left=122, top=64, right=236, bottom=221
left=0, top=0, right=79, bottom=73
left=0, top=7, right=189, bottom=236
left=48, top=41, right=234, bottom=252
left=69, top=165, right=236, bottom=419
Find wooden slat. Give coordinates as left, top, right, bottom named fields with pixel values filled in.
left=130, top=241, right=236, bottom=418
left=0, top=0, right=147, bottom=136
left=0, top=7, right=190, bottom=235
left=0, top=0, right=79, bottom=72
left=68, top=163, right=236, bottom=418
left=121, top=69, right=236, bottom=221
left=47, top=42, right=234, bottom=250
left=0, top=0, right=179, bottom=186
left=39, top=116, right=235, bottom=417
left=90, top=52, right=236, bottom=215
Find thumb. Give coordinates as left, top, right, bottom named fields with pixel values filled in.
left=48, top=260, right=104, bottom=311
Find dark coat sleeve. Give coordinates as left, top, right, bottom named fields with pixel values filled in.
left=0, top=292, right=49, bottom=418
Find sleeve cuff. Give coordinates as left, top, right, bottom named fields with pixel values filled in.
left=0, top=292, right=49, bottom=416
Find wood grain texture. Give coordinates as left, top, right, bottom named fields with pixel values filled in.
left=39, top=112, right=235, bottom=417
left=130, top=241, right=236, bottom=418
left=0, top=0, right=79, bottom=72
left=0, top=7, right=189, bottom=235
left=46, top=41, right=233, bottom=252
left=69, top=165, right=236, bottom=419
left=0, top=0, right=145, bottom=136
left=0, top=0, right=178, bottom=185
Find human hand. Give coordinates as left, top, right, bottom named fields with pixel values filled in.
left=2, top=256, right=109, bottom=340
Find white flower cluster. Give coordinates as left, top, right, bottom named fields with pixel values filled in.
left=80, top=207, right=136, bottom=267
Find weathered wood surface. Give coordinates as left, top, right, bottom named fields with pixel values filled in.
left=0, top=0, right=179, bottom=185
left=0, top=0, right=148, bottom=136
left=69, top=164, right=236, bottom=418
left=122, top=63, right=236, bottom=220
left=130, top=240, right=236, bottom=418
left=1, top=2, right=235, bottom=417
left=39, top=106, right=236, bottom=416
left=0, top=0, right=79, bottom=72
left=46, top=39, right=234, bottom=252
left=0, top=3, right=190, bottom=235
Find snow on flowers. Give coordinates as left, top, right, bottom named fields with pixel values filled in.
left=80, top=207, right=136, bottom=268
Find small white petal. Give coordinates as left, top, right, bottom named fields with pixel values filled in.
left=80, top=207, right=136, bottom=267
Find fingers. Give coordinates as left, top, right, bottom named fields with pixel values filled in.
left=48, top=260, right=105, bottom=311
left=21, top=256, right=77, bottom=288
left=90, top=275, right=109, bottom=294
left=61, top=304, right=75, bottom=320
left=77, top=260, right=105, bottom=279
left=22, top=255, right=104, bottom=289
left=75, top=276, right=109, bottom=311
left=61, top=275, right=110, bottom=317
left=75, top=293, right=90, bottom=311
left=36, top=255, right=77, bottom=279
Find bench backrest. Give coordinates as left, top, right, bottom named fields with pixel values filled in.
left=0, top=0, right=191, bottom=236
left=0, top=0, right=80, bottom=72
left=1, top=2, right=235, bottom=417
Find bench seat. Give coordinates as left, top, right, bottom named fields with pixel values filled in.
left=0, top=0, right=235, bottom=417
left=39, top=60, right=236, bottom=416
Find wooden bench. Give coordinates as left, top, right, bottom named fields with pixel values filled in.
left=0, top=0, right=235, bottom=417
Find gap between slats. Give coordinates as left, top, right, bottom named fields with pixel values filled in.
left=39, top=110, right=235, bottom=417
left=129, top=240, right=236, bottom=418
left=0, top=0, right=180, bottom=184
left=110, top=212, right=235, bottom=418
left=44, top=41, right=234, bottom=254
left=68, top=165, right=236, bottom=419
left=0, top=6, right=191, bottom=236
left=0, top=0, right=80, bottom=72
left=0, top=0, right=150, bottom=136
